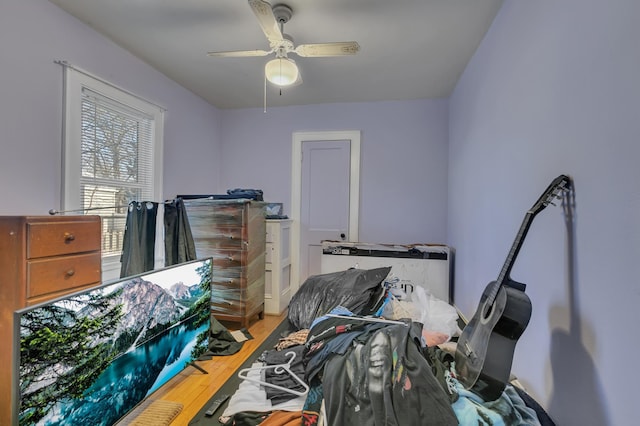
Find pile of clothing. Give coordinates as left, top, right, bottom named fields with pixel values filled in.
left=217, top=266, right=554, bottom=426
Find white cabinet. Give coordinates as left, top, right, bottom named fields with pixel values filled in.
left=321, top=242, right=453, bottom=304
left=265, top=219, right=292, bottom=314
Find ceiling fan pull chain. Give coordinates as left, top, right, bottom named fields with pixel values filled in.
left=264, top=74, right=268, bottom=113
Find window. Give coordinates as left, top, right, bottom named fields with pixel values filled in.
left=63, top=66, right=164, bottom=280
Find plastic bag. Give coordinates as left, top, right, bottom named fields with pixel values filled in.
left=411, top=286, right=459, bottom=338
left=381, top=291, right=418, bottom=320
left=287, top=266, right=391, bottom=330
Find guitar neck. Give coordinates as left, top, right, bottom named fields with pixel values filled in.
left=487, top=211, right=535, bottom=304
left=484, top=174, right=570, bottom=306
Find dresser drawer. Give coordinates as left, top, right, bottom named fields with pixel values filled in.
left=27, top=220, right=101, bottom=258
left=211, top=273, right=251, bottom=291
left=186, top=203, right=245, bottom=226
left=209, top=248, right=248, bottom=273
left=192, top=225, right=248, bottom=251
left=265, top=242, right=274, bottom=264
left=211, top=284, right=253, bottom=317
left=27, top=252, right=102, bottom=299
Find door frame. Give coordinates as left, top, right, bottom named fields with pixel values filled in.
left=290, top=130, right=361, bottom=293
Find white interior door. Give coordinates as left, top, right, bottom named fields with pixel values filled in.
left=291, top=131, right=360, bottom=292
left=301, top=140, right=350, bottom=278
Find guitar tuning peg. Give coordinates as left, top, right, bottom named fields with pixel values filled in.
left=549, top=201, right=556, bottom=206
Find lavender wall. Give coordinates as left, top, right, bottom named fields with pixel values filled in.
left=4, top=0, right=632, bottom=423
left=0, top=0, right=222, bottom=216
left=219, top=99, right=450, bottom=244
left=449, top=0, right=640, bottom=424
left=0, top=1, right=449, bottom=256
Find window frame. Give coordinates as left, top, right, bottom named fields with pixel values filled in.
left=62, top=66, right=164, bottom=281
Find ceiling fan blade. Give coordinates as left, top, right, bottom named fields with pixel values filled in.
left=207, top=49, right=272, bottom=57
left=248, top=0, right=284, bottom=44
left=294, top=42, right=360, bottom=57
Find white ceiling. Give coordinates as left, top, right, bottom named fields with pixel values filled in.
left=49, top=0, right=503, bottom=110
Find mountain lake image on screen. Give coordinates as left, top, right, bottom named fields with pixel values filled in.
left=12, top=258, right=213, bottom=426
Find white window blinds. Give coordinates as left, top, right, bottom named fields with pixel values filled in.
left=79, top=89, right=156, bottom=257
left=62, top=64, right=164, bottom=280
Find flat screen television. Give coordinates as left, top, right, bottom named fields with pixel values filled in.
left=12, top=258, right=213, bottom=426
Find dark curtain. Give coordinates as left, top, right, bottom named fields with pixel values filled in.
left=164, top=198, right=197, bottom=266
left=120, top=201, right=158, bottom=278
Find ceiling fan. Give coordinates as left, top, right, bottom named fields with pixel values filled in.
left=207, top=0, right=360, bottom=87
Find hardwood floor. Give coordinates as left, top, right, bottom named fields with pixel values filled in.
left=151, top=311, right=287, bottom=425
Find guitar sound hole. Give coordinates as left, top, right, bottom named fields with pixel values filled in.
left=483, top=303, right=493, bottom=320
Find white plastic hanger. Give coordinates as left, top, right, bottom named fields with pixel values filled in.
left=325, top=313, right=409, bottom=326
left=237, top=351, right=309, bottom=397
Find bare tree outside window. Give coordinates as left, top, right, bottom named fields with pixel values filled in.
left=80, top=95, right=154, bottom=257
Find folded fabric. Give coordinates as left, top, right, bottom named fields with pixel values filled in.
left=275, top=329, right=309, bottom=351
left=205, top=316, right=248, bottom=356
left=220, top=362, right=306, bottom=421
left=221, top=411, right=269, bottom=426
left=226, top=188, right=264, bottom=201
left=260, top=410, right=303, bottom=426
left=263, top=346, right=307, bottom=404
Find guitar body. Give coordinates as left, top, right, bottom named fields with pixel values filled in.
left=455, top=281, right=532, bottom=401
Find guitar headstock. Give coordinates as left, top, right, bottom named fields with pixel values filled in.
left=530, top=174, right=572, bottom=215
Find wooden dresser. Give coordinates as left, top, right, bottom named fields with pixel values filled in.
left=0, top=215, right=102, bottom=426
left=183, top=199, right=266, bottom=327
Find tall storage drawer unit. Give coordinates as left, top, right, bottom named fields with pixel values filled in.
left=0, top=215, right=102, bottom=426
left=183, top=199, right=266, bottom=327
left=264, top=219, right=292, bottom=315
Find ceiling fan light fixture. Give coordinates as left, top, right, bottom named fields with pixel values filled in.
left=265, top=57, right=299, bottom=86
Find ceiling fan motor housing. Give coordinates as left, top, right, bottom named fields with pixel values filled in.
left=272, top=4, right=293, bottom=24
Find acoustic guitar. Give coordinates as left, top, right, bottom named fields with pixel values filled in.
left=454, top=174, right=571, bottom=401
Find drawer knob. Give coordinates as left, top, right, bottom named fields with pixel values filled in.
left=66, top=269, right=76, bottom=277
left=64, top=232, right=76, bottom=242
